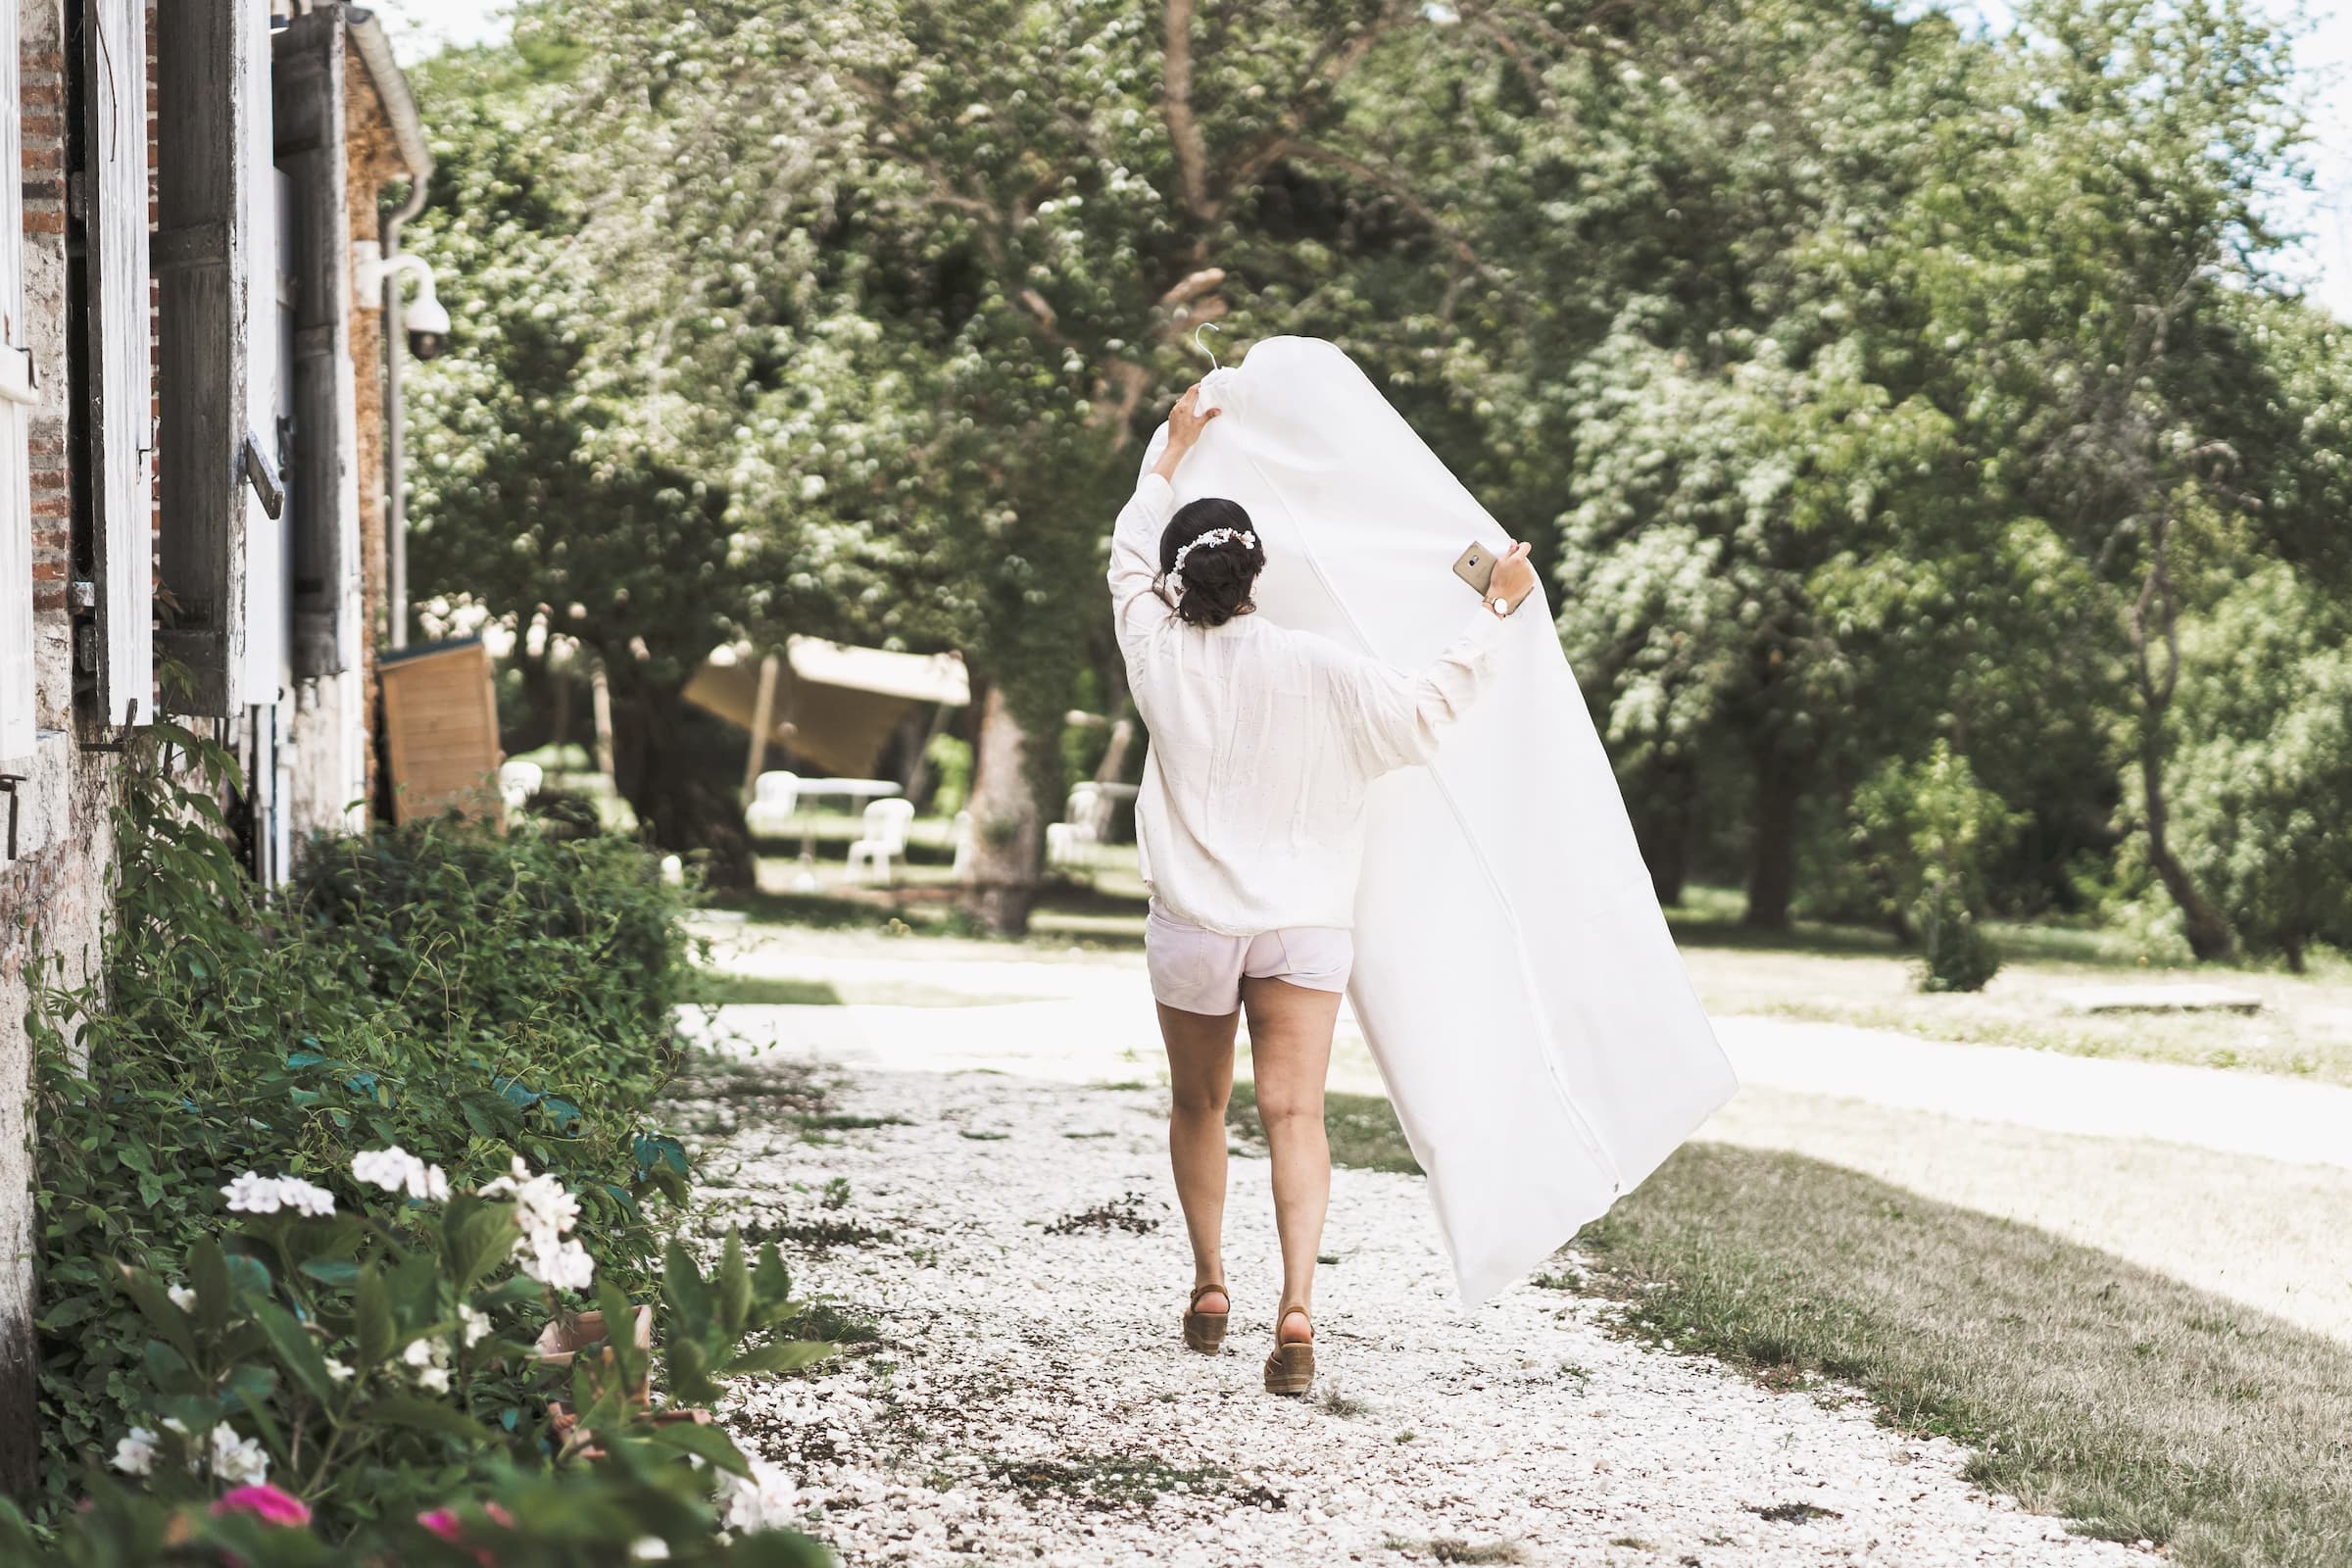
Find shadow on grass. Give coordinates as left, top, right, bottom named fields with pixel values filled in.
left=686, top=970, right=845, bottom=1006
left=1577, top=1143, right=2352, bottom=1568
left=1226, top=1081, right=1421, bottom=1176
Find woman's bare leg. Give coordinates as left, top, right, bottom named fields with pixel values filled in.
left=1240, top=977, right=1342, bottom=1344
left=1158, top=1002, right=1240, bottom=1314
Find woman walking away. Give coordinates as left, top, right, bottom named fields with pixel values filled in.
left=1109, top=382, right=1539, bottom=1395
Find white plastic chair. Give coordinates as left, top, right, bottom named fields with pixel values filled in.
left=1046, top=783, right=1102, bottom=869
left=846, top=797, right=916, bottom=882
left=497, top=760, right=544, bottom=809
left=745, top=769, right=801, bottom=839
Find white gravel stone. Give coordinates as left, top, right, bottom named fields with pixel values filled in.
left=704, top=1054, right=2160, bottom=1567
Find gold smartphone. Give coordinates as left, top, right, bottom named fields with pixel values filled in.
left=1451, top=541, right=1499, bottom=597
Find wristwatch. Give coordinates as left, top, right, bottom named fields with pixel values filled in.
left=1486, top=594, right=1516, bottom=619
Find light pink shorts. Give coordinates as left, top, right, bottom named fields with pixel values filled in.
left=1145, top=901, right=1354, bottom=1016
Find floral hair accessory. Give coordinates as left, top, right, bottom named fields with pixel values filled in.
left=1167, top=527, right=1259, bottom=599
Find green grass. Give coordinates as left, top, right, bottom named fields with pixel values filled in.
left=1240, top=1078, right=2352, bottom=1564
left=1575, top=1144, right=2352, bottom=1568
left=685, top=970, right=844, bottom=1006
left=1226, top=1081, right=1422, bottom=1175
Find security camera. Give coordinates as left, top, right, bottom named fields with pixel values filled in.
left=354, top=244, right=456, bottom=361
left=406, top=288, right=453, bottom=362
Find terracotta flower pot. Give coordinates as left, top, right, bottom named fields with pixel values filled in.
left=533, top=1304, right=654, bottom=1409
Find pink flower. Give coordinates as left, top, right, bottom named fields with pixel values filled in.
left=212, top=1485, right=312, bottom=1528
left=418, top=1503, right=513, bottom=1565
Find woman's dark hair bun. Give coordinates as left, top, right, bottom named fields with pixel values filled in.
left=1159, top=497, right=1267, bottom=629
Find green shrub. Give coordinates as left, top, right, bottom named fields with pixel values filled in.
left=287, top=813, right=696, bottom=1113
left=0, top=1194, right=835, bottom=1557
left=1850, top=741, right=2024, bottom=992
left=30, top=728, right=698, bottom=1527
left=2164, top=565, right=2352, bottom=972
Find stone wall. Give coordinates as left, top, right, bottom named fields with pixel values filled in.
left=0, top=0, right=131, bottom=1496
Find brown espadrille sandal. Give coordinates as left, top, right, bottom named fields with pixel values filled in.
left=1264, top=1304, right=1315, bottom=1396
left=1182, top=1283, right=1230, bottom=1354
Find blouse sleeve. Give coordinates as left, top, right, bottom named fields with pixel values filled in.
left=1107, top=472, right=1180, bottom=657
left=1331, top=602, right=1515, bottom=777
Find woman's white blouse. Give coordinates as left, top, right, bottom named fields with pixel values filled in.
left=1108, top=471, right=1511, bottom=935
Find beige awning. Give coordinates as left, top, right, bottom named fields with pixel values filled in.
left=684, top=638, right=969, bottom=779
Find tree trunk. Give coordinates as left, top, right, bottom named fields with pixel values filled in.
left=2127, top=534, right=2232, bottom=961
left=606, top=669, right=754, bottom=890
left=2137, top=729, right=2232, bottom=960
left=961, top=683, right=1045, bottom=934
left=501, top=649, right=560, bottom=756
left=1742, top=744, right=1808, bottom=929
left=1632, top=757, right=1696, bottom=907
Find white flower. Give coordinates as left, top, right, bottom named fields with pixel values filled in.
left=461, top=1304, right=493, bottom=1348
left=404, top=1336, right=453, bottom=1392
left=630, top=1541, right=671, bottom=1561
left=167, top=1284, right=197, bottom=1312
left=482, top=1158, right=591, bottom=1290
left=220, top=1172, right=286, bottom=1213
left=351, top=1147, right=452, bottom=1202
left=210, top=1423, right=270, bottom=1487
left=220, top=1172, right=337, bottom=1217
left=519, top=1236, right=594, bottom=1291
left=713, top=1458, right=800, bottom=1534
left=277, top=1177, right=337, bottom=1218
left=482, top=1157, right=581, bottom=1237
left=324, top=1358, right=355, bottom=1383
left=111, top=1427, right=160, bottom=1477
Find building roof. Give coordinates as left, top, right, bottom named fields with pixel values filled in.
left=708, top=638, right=972, bottom=708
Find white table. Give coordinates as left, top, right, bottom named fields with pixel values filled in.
left=785, top=778, right=903, bottom=892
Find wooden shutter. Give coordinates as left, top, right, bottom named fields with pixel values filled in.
left=0, top=0, right=34, bottom=761
left=155, top=0, right=270, bottom=715
left=272, top=9, right=351, bottom=681
left=87, top=0, right=154, bottom=727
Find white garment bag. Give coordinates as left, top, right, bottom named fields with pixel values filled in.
left=1140, top=336, right=1738, bottom=1306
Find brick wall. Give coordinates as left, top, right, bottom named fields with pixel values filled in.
left=345, top=37, right=403, bottom=805
left=0, top=0, right=126, bottom=1497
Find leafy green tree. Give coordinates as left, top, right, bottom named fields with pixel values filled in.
left=2164, top=565, right=2352, bottom=972
left=402, top=44, right=803, bottom=879
left=1851, top=741, right=2025, bottom=992
left=1889, top=0, right=2309, bottom=956
left=523, top=0, right=1551, bottom=929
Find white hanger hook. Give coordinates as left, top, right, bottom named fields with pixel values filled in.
left=1192, top=320, right=1222, bottom=371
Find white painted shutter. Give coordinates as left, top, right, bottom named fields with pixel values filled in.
left=156, top=0, right=270, bottom=715
left=87, top=0, right=155, bottom=727
left=272, top=10, right=352, bottom=682
left=0, top=0, right=35, bottom=762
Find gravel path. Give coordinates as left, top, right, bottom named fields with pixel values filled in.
left=696, top=1044, right=2162, bottom=1567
